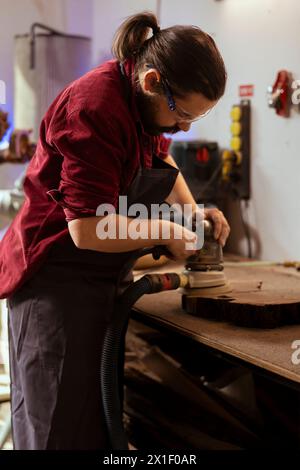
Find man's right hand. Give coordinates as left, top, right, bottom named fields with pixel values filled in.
left=165, top=223, right=198, bottom=261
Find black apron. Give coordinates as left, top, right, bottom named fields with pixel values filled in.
left=7, top=154, right=178, bottom=449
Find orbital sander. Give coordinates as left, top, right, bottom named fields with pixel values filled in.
left=182, top=219, right=231, bottom=297
left=142, top=218, right=231, bottom=298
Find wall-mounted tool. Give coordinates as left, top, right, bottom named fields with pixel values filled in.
left=222, top=149, right=242, bottom=185
left=14, top=23, right=91, bottom=141
left=221, top=100, right=251, bottom=200
left=171, top=140, right=223, bottom=205
left=267, top=70, right=291, bottom=117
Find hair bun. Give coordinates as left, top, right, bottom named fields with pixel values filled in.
left=152, top=25, right=160, bottom=35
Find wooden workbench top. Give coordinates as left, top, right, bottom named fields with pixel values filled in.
left=133, top=260, right=300, bottom=385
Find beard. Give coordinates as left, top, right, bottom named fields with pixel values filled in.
left=135, top=88, right=181, bottom=136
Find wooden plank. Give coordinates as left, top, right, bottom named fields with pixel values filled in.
left=133, top=261, right=300, bottom=384
left=135, top=261, right=300, bottom=327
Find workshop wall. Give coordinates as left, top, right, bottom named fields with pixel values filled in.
left=159, top=0, right=300, bottom=261
left=92, top=0, right=158, bottom=66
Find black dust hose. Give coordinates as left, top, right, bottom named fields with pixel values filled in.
left=101, top=271, right=185, bottom=450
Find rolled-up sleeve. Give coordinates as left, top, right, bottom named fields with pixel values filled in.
left=46, top=107, right=126, bottom=222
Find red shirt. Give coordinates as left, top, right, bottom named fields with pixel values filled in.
left=0, top=58, right=171, bottom=298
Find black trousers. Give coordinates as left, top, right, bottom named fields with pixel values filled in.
left=7, top=260, right=123, bottom=450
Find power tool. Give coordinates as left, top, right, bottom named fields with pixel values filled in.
left=146, top=218, right=231, bottom=296
left=181, top=218, right=231, bottom=296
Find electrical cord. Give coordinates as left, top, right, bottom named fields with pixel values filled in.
left=239, top=198, right=252, bottom=259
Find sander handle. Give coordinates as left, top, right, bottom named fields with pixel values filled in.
left=140, top=219, right=215, bottom=261
left=140, top=245, right=172, bottom=260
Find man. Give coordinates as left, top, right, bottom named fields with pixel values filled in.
left=0, top=12, right=230, bottom=449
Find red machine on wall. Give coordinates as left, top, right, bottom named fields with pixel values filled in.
left=267, top=70, right=291, bottom=117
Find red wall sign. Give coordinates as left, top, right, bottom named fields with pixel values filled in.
left=239, top=85, right=254, bottom=97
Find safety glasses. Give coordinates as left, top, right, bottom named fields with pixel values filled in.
left=146, top=64, right=213, bottom=124
left=162, top=80, right=213, bottom=123
left=145, top=64, right=213, bottom=123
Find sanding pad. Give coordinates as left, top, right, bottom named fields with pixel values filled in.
left=182, top=282, right=232, bottom=297
left=182, top=269, right=232, bottom=297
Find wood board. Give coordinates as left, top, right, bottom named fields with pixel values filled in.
left=134, top=261, right=300, bottom=328
left=133, top=260, right=300, bottom=384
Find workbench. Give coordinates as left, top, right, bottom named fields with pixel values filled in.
left=132, top=259, right=300, bottom=390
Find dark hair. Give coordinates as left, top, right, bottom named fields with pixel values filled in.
left=112, top=12, right=227, bottom=100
